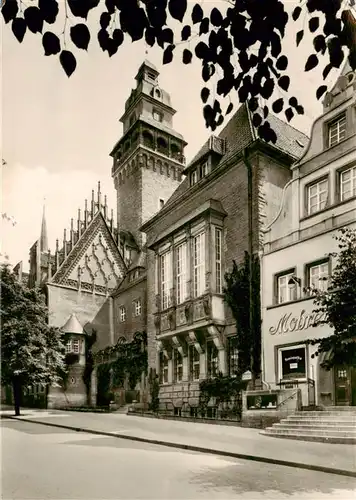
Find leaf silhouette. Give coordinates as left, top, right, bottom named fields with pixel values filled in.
left=201, top=87, right=210, bottom=103
left=313, top=34, right=326, bottom=53
left=278, top=75, right=290, bottom=91
left=163, top=44, right=174, bottom=65
left=113, top=29, right=124, bottom=47
left=296, top=30, right=304, bottom=47
left=24, top=7, right=43, bottom=34
left=210, top=7, right=223, bottom=27
left=276, top=55, right=288, bottom=70
left=272, top=98, right=284, bottom=113
left=292, top=6, right=302, bottom=21
left=316, top=85, right=327, bottom=100
left=42, top=31, right=61, bottom=55
left=60, top=50, right=77, bottom=77
left=2, top=0, right=18, bottom=24
left=38, top=0, right=58, bottom=24
left=309, top=17, right=319, bottom=33
left=12, top=17, right=26, bottom=43
left=181, top=25, right=191, bottom=41
left=192, top=3, right=204, bottom=24
left=168, top=0, right=187, bottom=22
left=285, top=107, right=294, bottom=122
left=100, top=12, right=111, bottom=29
left=70, top=24, right=90, bottom=50
left=305, top=54, right=319, bottom=71
left=226, top=102, right=233, bottom=114
left=183, top=49, right=192, bottom=64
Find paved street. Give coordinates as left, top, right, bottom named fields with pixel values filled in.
left=2, top=418, right=356, bottom=500
left=1, top=408, right=355, bottom=474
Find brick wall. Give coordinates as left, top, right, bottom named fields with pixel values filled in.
left=117, top=166, right=142, bottom=245
left=145, top=150, right=294, bottom=372
left=112, top=275, right=147, bottom=344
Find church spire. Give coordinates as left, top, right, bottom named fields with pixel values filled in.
left=40, top=201, right=48, bottom=253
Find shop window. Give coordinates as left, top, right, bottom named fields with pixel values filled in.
left=207, top=341, right=219, bottom=378
left=189, top=344, right=200, bottom=380
left=279, top=345, right=306, bottom=381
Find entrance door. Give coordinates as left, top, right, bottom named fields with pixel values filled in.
left=334, top=366, right=354, bottom=406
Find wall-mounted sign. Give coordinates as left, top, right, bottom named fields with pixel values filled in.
left=269, top=309, right=327, bottom=335
left=242, top=370, right=252, bottom=381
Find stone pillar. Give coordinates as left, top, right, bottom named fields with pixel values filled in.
left=168, top=359, right=173, bottom=384
left=199, top=352, right=206, bottom=380
left=182, top=355, right=189, bottom=382
left=218, top=349, right=227, bottom=376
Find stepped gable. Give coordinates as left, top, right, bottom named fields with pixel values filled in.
left=50, top=182, right=127, bottom=296
left=163, top=103, right=309, bottom=211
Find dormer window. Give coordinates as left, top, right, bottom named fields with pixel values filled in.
left=191, top=170, right=197, bottom=186
left=328, top=113, right=346, bottom=147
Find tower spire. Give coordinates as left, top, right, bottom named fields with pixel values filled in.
left=40, top=200, right=48, bottom=253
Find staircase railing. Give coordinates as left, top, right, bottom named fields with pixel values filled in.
left=276, top=390, right=299, bottom=409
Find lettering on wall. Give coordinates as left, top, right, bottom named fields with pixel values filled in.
left=269, top=309, right=327, bottom=335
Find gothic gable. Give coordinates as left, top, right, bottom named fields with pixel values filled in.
left=51, top=212, right=126, bottom=295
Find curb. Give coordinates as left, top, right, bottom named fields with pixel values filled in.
left=3, top=415, right=356, bottom=479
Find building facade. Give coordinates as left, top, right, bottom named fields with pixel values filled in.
left=261, top=63, right=356, bottom=408
left=141, top=104, right=308, bottom=414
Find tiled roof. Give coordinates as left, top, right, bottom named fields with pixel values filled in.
left=188, top=135, right=226, bottom=168
left=158, top=103, right=309, bottom=212
left=61, top=313, right=83, bottom=334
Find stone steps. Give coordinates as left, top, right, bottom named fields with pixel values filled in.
left=277, top=421, right=356, bottom=429
left=262, top=407, right=356, bottom=444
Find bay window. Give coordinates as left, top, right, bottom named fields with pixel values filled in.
left=193, top=232, right=205, bottom=297
left=215, top=227, right=222, bottom=293
left=161, top=250, right=172, bottom=310
left=176, top=242, right=187, bottom=304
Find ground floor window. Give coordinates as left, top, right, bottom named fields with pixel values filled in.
left=207, top=341, right=219, bottom=378
left=159, top=352, right=168, bottom=384
left=189, top=344, right=200, bottom=380
left=173, top=349, right=183, bottom=382
left=278, top=344, right=307, bottom=381
left=228, top=336, right=239, bottom=376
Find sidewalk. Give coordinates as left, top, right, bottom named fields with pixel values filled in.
left=1, top=407, right=355, bottom=477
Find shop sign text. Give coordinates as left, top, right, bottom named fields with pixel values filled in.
left=269, top=309, right=327, bottom=335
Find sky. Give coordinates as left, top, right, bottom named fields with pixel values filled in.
left=1, top=0, right=346, bottom=270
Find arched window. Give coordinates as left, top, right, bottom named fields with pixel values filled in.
left=157, top=136, right=168, bottom=155
left=155, top=88, right=161, bottom=98
left=143, top=130, right=154, bottom=149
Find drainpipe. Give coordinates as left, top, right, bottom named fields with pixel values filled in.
left=242, top=148, right=255, bottom=390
